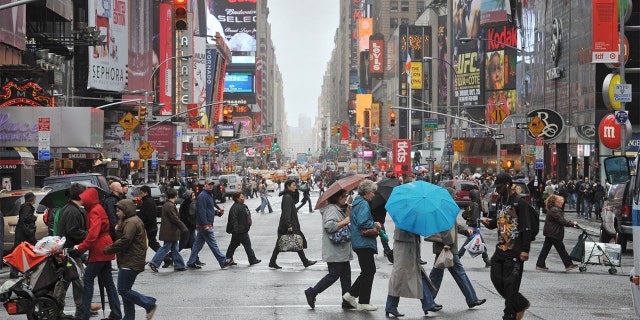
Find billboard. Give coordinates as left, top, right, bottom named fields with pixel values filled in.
left=484, top=24, right=517, bottom=124
left=124, top=1, right=154, bottom=93
left=224, top=73, right=254, bottom=93
left=592, top=0, right=620, bottom=63
left=369, top=37, right=384, bottom=76
left=88, top=0, right=129, bottom=91
left=156, top=2, right=174, bottom=115
left=359, top=18, right=373, bottom=53
left=453, top=0, right=482, bottom=106
left=480, top=0, right=511, bottom=26
left=209, top=0, right=257, bottom=52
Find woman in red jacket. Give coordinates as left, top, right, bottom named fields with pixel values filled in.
left=74, top=188, right=122, bottom=320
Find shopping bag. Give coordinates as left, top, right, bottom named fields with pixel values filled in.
left=277, top=234, right=304, bottom=252
left=570, top=232, right=586, bottom=262
left=464, top=233, right=485, bottom=258
left=434, top=249, right=454, bottom=269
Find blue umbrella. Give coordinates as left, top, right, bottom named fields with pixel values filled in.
left=385, top=180, right=460, bottom=237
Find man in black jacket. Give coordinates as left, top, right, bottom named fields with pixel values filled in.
left=103, top=181, right=123, bottom=241
left=139, top=185, right=160, bottom=252
left=53, top=183, right=87, bottom=319
left=482, top=173, right=532, bottom=320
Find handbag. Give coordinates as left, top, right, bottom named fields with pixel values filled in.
left=277, top=233, right=304, bottom=252
left=360, top=228, right=379, bottom=238
left=570, top=232, right=586, bottom=262
left=329, top=226, right=351, bottom=244
left=434, top=249, right=454, bottom=269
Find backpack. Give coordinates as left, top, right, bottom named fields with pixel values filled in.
left=462, top=205, right=471, bottom=221
left=514, top=196, right=539, bottom=241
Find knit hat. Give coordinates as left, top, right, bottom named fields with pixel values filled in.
left=182, top=189, right=193, bottom=199
left=24, top=192, right=35, bottom=202
left=493, top=173, right=512, bottom=188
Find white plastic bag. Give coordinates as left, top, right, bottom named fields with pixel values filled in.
left=464, top=233, right=485, bottom=258
left=33, top=236, right=66, bottom=256
left=434, top=249, right=454, bottom=269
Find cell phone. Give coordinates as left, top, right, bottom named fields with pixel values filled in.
left=346, top=195, right=354, bottom=205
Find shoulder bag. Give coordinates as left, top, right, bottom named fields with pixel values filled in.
left=329, top=225, right=351, bottom=244
left=277, top=233, right=304, bottom=252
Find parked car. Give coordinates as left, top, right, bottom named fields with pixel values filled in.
left=135, top=184, right=166, bottom=217
left=197, top=177, right=225, bottom=202
left=481, top=180, right=532, bottom=216
left=600, top=175, right=635, bottom=253
left=43, top=173, right=109, bottom=191
left=1, top=189, right=50, bottom=254
left=219, top=174, right=242, bottom=198
left=437, top=179, right=482, bottom=208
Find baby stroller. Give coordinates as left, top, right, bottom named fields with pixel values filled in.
left=1, top=241, right=79, bottom=320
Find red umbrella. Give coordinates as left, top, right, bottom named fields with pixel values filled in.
left=314, top=174, right=370, bottom=210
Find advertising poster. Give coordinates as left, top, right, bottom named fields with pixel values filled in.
left=480, top=0, right=511, bottom=26
left=437, top=15, right=448, bottom=108
left=88, top=0, right=129, bottom=91
left=484, top=24, right=517, bottom=124
left=359, top=18, right=373, bottom=53
left=124, top=1, right=153, bottom=93
left=591, top=0, right=619, bottom=63
left=452, top=0, right=482, bottom=106
left=209, top=0, right=257, bottom=52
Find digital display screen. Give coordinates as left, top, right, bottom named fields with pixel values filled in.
left=224, top=73, right=253, bottom=93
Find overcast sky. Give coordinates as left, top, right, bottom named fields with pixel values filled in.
left=267, top=0, right=339, bottom=126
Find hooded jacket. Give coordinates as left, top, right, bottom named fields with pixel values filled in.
left=77, top=188, right=115, bottom=262
left=103, top=199, right=148, bottom=272
left=158, top=200, right=187, bottom=242
left=349, top=195, right=378, bottom=252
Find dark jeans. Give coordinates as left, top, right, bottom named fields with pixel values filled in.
left=309, top=261, right=351, bottom=295
left=490, top=251, right=529, bottom=319
left=269, top=240, right=309, bottom=264
left=386, top=273, right=437, bottom=312
left=117, top=268, right=156, bottom=320
left=535, top=236, right=573, bottom=268
left=429, top=252, right=479, bottom=305
left=146, top=226, right=160, bottom=252
left=79, top=261, right=121, bottom=320
left=297, top=194, right=313, bottom=212
left=349, top=248, right=376, bottom=304
left=225, top=232, right=257, bottom=262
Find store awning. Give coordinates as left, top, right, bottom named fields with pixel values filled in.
left=52, top=147, right=102, bottom=160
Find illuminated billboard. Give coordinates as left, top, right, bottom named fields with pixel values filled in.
left=224, top=72, right=254, bottom=93
left=209, top=0, right=257, bottom=52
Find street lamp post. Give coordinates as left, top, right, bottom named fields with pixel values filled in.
left=422, top=56, right=462, bottom=175
left=142, top=54, right=192, bottom=183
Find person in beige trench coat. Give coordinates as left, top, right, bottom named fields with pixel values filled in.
left=385, top=227, right=442, bottom=317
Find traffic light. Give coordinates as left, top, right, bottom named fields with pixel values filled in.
left=390, top=112, right=396, bottom=127
left=273, top=138, right=279, bottom=151
left=137, top=105, right=147, bottom=121
left=174, top=0, right=188, bottom=30
left=223, top=106, right=233, bottom=123
left=331, top=126, right=337, bottom=136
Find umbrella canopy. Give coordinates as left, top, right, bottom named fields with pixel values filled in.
left=385, top=180, right=460, bottom=237
left=314, top=173, right=370, bottom=210
left=370, top=178, right=401, bottom=209
left=40, top=184, right=107, bottom=209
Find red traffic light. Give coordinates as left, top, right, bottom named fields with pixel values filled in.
left=174, top=0, right=188, bottom=30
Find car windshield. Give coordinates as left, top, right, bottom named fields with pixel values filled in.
left=455, top=182, right=478, bottom=191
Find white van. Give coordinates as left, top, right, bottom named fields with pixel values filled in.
left=219, top=174, right=242, bottom=198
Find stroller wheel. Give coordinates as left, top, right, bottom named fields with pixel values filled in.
left=579, top=266, right=587, bottom=272
left=27, top=296, right=59, bottom=320
left=609, top=268, right=618, bottom=275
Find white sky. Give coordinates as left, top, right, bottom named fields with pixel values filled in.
left=267, top=0, right=340, bottom=125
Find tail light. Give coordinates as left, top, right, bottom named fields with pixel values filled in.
left=621, top=205, right=631, bottom=218
left=491, top=193, right=499, bottom=202
left=134, top=196, right=142, bottom=207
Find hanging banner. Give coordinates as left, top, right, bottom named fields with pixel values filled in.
left=592, top=0, right=619, bottom=63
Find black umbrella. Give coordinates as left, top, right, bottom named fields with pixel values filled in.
left=370, top=178, right=401, bottom=209
left=40, top=183, right=108, bottom=209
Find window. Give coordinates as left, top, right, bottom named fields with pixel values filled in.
left=390, top=18, right=398, bottom=29
left=401, top=18, right=409, bottom=26
left=390, top=1, right=398, bottom=12
left=401, top=1, right=409, bottom=12
left=417, top=1, right=424, bottom=13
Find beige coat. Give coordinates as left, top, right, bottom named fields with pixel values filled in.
left=387, top=227, right=427, bottom=299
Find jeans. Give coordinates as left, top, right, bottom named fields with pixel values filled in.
left=385, top=274, right=437, bottom=312
left=490, top=251, right=529, bottom=319
left=117, top=268, right=156, bottom=320
left=429, top=252, right=479, bottom=306
left=308, top=261, right=351, bottom=295
left=458, top=231, right=489, bottom=260
left=348, top=248, right=376, bottom=304
left=225, top=232, right=257, bottom=262
left=569, top=193, right=577, bottom=209
left=53, top=256, right=84, bottom=317
left=593, top=199, right=604, bottom=218
left=150, top=241, right=185, bottom=269
left=535, top=236, right=573, bottom=268
left=256, top=196, right=273, bottom=213
left=187, top=227, right=226, bottom=267
left=582, top=199, right=593, bottom=218
left=79, top=261, right=121, bottom=320
left=146, top=226, right=160, bottom=252
left=296, top=194, right=313, bottom=212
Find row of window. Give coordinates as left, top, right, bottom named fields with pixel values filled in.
left=390, top=1, right=424, bottom=13
left=390, top=18, right=410, bottom=29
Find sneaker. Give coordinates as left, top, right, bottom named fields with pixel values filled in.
left=356, top=303, right=378, bottom=311
left=186, top=264, right=201, bottom=270
left=565, top=264, right=578, bottom=271
left=222, top=258, right=234, bottom=268
left=342, top=292, right=357, bottom=309
left=304, top=288, right=316, bottom=309
left=148, top=263, right=158, bottom=273
left=147, top=304, right=157, bottom=320
left=535, top=265, right=549, bottom=271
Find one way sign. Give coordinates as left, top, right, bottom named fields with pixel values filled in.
left=516, top=123, right=528, bottom=129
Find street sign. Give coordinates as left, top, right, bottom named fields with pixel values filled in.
left=492, top=133, right=505, bottom=139
left=151, top=159, right=158, bottom=169
left=38, top=150, right=50, bottom=160
left=119, top=112, right=140, bottom=132
left=123, top=153, right=130, bottom=162
left=535, top=158, right=544, bottom=170
left=528, top=116, right=545, bottom=137
left=424, top=157, right=436, bottom=162
left=424, top=118, right=438, bottom=131
left=491, top=108, right=507, bottom=124
left=137, top=141, right=155, bottom=159
left=615, top=110, right=629, bottom=124
left=204, top=134, right=215, bottom=145
left=453, top=139, right=464, bottom=152
left=614, top=84, right=632, bottom=102
left=516, top=123, right=528, bottom=129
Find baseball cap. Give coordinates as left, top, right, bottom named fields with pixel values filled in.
left=493, top=173, right=512, bottom=188
left=204, top=178, right=215, bottom=185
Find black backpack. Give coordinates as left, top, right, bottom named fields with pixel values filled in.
left=462, top=205, right=472, bottom=221
left=514, top=196, right=539, bottom=241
